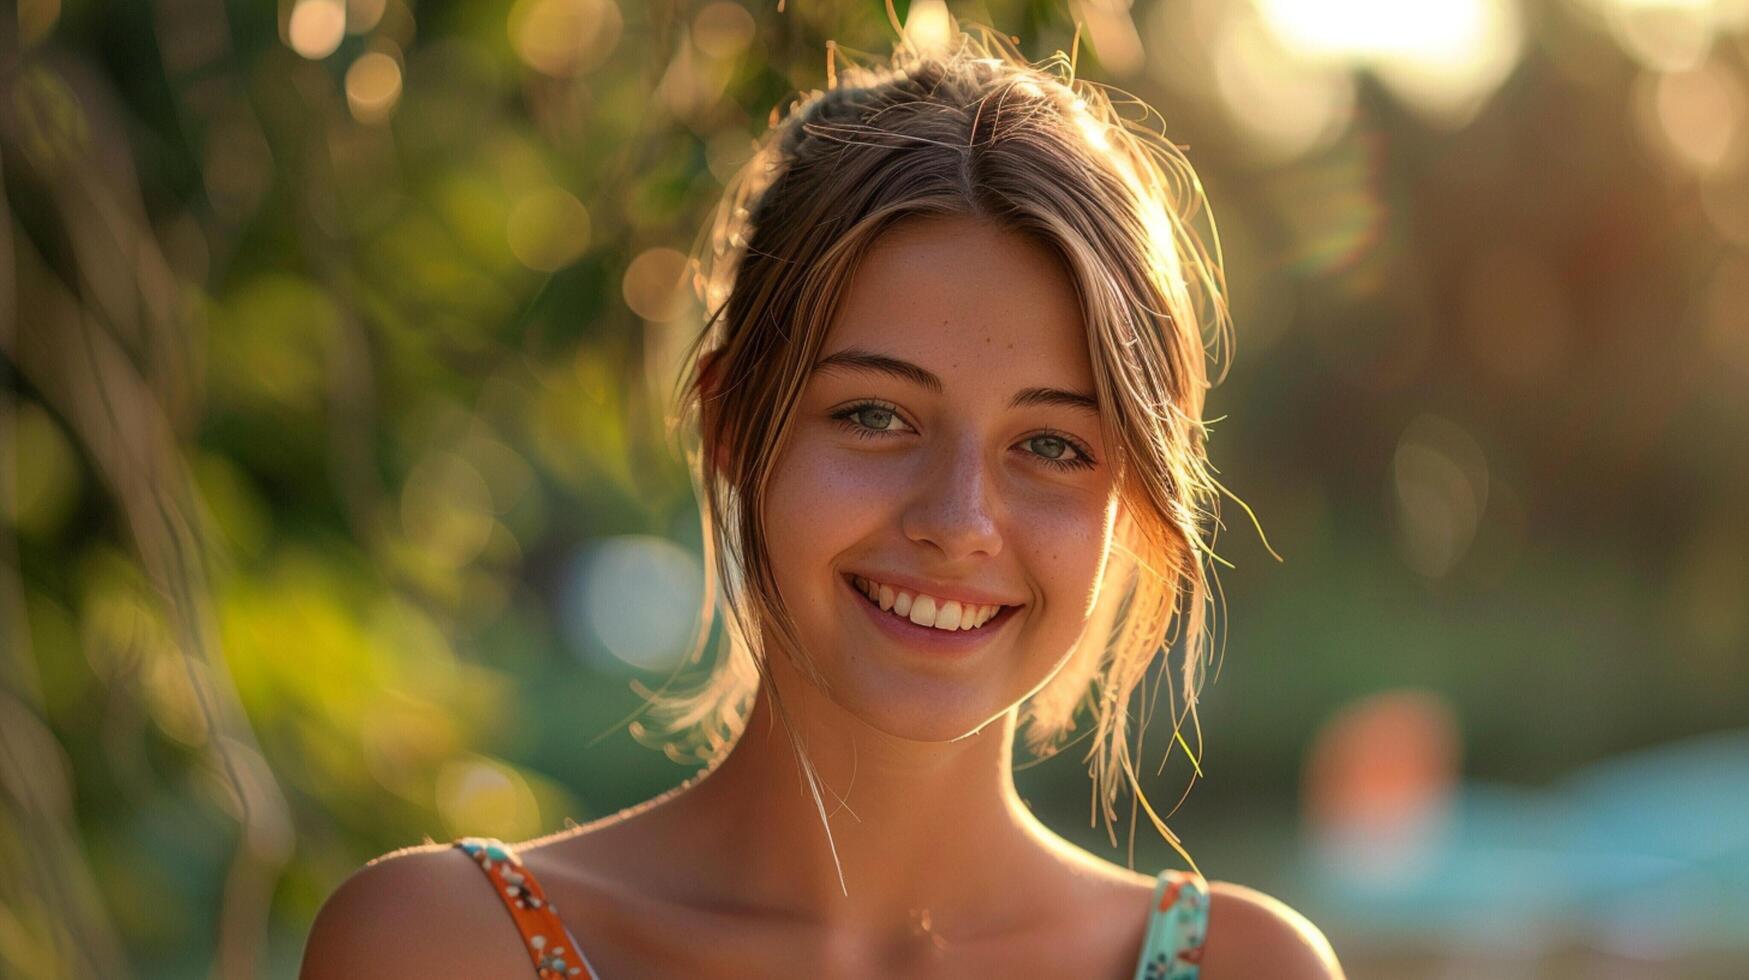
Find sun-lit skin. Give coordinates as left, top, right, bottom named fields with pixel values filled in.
left=764, top=214, right=1120, bottom=742
left=584, top=214, right=1149, bottom=964
left=301, top=185, right=1344, bottom=980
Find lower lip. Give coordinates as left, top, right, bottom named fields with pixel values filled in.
left=843, top=574, right=1022, bottom=655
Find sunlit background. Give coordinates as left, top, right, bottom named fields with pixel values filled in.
left=2, top=0, right=1746, bottom=976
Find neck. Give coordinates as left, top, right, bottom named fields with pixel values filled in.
left=651, top=648, right=1064, bottom=944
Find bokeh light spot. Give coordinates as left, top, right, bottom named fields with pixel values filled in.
left=1257, top=0, right=1523, bottom=126
left=506, top=186, right=592, bottom=272
left=1213, top=13, right=1355, bottom=163
left=1577, top=0, right=1723, bottom=72
left=1393, top=414, right=1490, bottom=578
left=345, top=0, right=387, bottom=34
left=705, top=129, right=757, bottom=184
left=904, top=0, right=955, bottom=56
left=6, top=402, right=80, bottom=539
left=436, top=756, right=542, bottom=841
left=622, top=247, right=691, bottom=321
left=562, top=535, right=703, bottom=672
left=1633, top=59, right=1748, bottom=175
left=401, top=453, right=496, bottom=570
left=692, top=1, right=756, bottom=59
left=345, top=50, right=403, bottom=125
left=507, top=0, right=623, bottom=77
left=288, top=0, right=346, bottom=60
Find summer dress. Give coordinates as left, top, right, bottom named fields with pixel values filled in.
left=454, top=836, right=1210, bottom=979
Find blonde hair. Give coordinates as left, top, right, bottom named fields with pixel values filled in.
left=621, top=24, right=1247, bottom=877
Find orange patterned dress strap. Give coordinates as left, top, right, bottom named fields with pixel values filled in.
left=454, top=836, right=601, bottom=979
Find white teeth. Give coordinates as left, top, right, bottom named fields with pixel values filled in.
left=855, top=575, right=1006, bottom=633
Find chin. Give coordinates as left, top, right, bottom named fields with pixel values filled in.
left=839, top=696, right=1009, bottom=743
left=808, top=660, right=1027, bottom=743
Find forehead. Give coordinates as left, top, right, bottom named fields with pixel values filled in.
left=823, top=215, right=1092, bottom=388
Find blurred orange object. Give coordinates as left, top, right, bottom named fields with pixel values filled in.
left=1302, top=688, right=1462, bottom=885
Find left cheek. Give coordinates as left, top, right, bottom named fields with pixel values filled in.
left=784, top=452, right=894, bottom=549
left=1017, top=492, right=1118, bottom=619
left=765, top=442, right=885, bottom=591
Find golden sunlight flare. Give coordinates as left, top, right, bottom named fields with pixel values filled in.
left=1255, top=0, right=1524, bottom=126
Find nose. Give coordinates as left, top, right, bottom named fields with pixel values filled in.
left=901, top=431, right=1003, bottom=562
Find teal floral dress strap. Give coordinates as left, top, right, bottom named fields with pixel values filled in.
left=1133, top=869, right=1210, bottom=980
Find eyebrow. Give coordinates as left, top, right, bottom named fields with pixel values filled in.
left=812, top=346, right=1100, bottom=415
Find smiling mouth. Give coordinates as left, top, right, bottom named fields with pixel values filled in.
left=843, top=573, right=1019, bottom=633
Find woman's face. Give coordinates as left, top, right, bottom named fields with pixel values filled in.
left=761, top=214, right=1121, bottom=741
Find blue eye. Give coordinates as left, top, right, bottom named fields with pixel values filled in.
left=828, top=401, right=1098, bottom=472
left=829, top=401, right=913, bottom=438
left=1024, top=434, right=1097, bottom=471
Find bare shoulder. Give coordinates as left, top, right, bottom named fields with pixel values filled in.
left=299, top=842, right=528, bottom=979
left=1203, top=880, right=1344, bottom=980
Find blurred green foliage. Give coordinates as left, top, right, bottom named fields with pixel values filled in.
left=3, top=0, right=1747, bottom=976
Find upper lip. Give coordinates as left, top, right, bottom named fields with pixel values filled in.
left=845, top=571, right=1025, bottom=609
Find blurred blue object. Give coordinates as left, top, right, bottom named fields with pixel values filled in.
left=1304, top=728, right=1749, bottom=958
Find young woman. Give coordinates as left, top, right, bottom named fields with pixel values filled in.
left=302, top=28, right=1343, bottom=980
